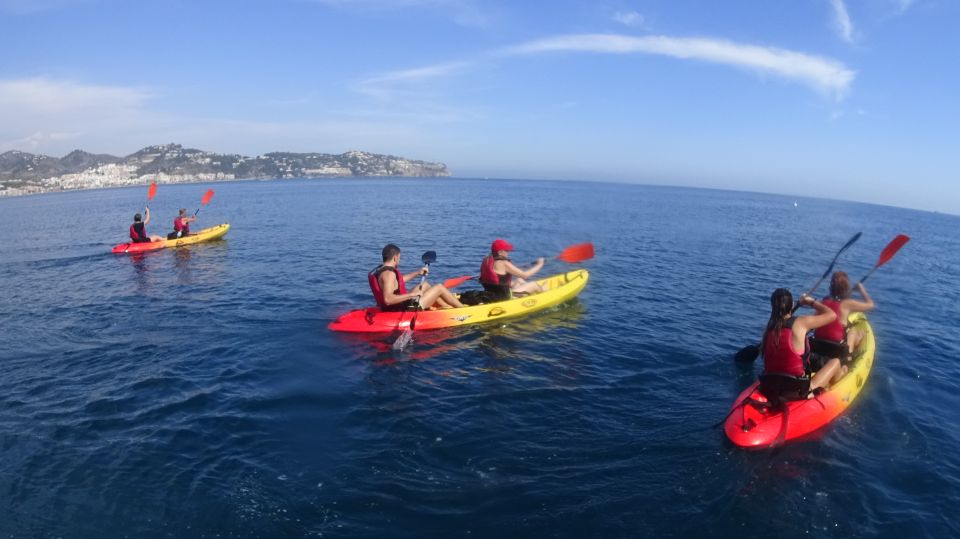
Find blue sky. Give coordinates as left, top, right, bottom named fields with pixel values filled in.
left=1, top=0, right=956, bottom=212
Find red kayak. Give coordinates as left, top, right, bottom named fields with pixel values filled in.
left=111, top=224, right=230, bottom=254
left=724, top=312, right=875, bottom=449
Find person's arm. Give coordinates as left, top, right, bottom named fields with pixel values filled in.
left=844, top=283, right=875, bottom=313
left=503, top=258, right=544, bottom=280
left=143, top=207, right=151, bottom=225
left=402, top=266, right=428, bottom=284
left=796, top=294, right=837, bottom=333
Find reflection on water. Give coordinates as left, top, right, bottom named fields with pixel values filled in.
left=336, top=299, right=587, bottom=368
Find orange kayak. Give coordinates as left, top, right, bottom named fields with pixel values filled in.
left=724, top=312, right=875, bottom=449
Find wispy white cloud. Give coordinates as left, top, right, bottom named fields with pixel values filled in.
left=0, top=77, right=457, bottom=156
left=356, top=61, right=470, bottom=99
left=613, top=10, right=644, bottom=27
left=356, top=33, right=855, bottom=104
left=829, top=0, right=855, bottom=43
left=0, top=77, right=151, bottom=115
left=0, top=78, right=157, bottom=152
left=501, top=34, right=855, bottom=99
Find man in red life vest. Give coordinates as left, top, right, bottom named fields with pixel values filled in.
left=129, top=208, right=164, bottom=243
left=172, top=208, right=197, bottom=238
left=369, top=244, right=463, bottom=311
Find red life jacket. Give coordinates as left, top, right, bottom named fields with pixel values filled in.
left=174, top=216, right=190, bottom=235
left=368, top=265, right=407, bottom=309
left=479, top=255, right=511, bottom=287
left=130, top=222, right=147, bottom=241
left=813, top=297, right=845, bottom=342
left=763, top=318, right=807, bottom=377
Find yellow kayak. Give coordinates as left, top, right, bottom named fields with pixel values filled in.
left=112, top=223, right=230, bottom=253
left=329, top=269, right=590, bottom=332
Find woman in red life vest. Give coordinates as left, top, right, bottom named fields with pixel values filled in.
left=369, top=244, right=463, bottom=311
left=478, top=239, right=546, bottom=300
left=814, top=271, right=875, bottom=355
left=762, top=288, right=847, bottom=392
left=172, top=208, right=197, bottom=238
left=129, top=208, right=164, bottom=243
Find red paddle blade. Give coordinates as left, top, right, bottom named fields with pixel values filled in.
left=147, top=182, right=158, bottom=200
left=200, top=189, right=215, bottom=205
left=557, top=242, right=595, bottom=263
left=443, top=275, right=475, bottom=288
left=876, top=234, right=910, bottom=267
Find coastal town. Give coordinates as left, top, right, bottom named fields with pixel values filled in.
left=0, top=144, right=450, bottom=197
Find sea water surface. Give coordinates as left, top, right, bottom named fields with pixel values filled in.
left=0, top=179, right=958, bottom=538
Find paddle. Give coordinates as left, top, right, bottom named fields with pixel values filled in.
left=443, top=275, right=475, bottom=289
left=441, top=242, right=596, bottom=289
left=392, top=250, right=437, bottom=351
left=857, top=234, right=910, bottom=285
left=794, top=231, right=862, bottom=310
left=146, top=181, right=157, bottom=209
left=734, top=232, right=861, bottom=363
left=193, top=189, right=215, bottom=216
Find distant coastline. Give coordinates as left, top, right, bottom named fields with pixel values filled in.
left=0, top=143, right=450, bottom=197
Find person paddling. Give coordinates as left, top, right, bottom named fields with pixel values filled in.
left=811, top=271, right=875, bottom=362
left=129, top=208, right=164, bottom=243
left=479, top=239, right=546, bottom=300
left=369, top=244, right=463, bottom=311
left=763, top=288, right=847, bottom=393
left=171, top=208, right=197, bottom=238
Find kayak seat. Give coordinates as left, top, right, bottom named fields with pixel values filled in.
left=810, top=338, right=849, bottom=361
left=758, top=373, right=812, bottom=406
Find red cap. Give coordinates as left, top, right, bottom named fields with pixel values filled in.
left=491, top=239, right=514, bottom=253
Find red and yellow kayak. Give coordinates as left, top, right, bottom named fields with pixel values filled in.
left=111, top=223, right=230, bottom=254
left=329, top=269, right=589, bottom=332
left=724, top=312, right=875, bottom=449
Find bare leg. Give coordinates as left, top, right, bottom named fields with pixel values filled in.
left=846, top=329, right=864, bottom=355
left=418, top=284, right=464, bottom=309
left=150, top=235, right=165, bottom=242
left=511, top=278, right=545, bottom=296
left=810, top=358, right=846, bottom=391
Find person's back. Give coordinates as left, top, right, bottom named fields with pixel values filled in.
left=129, top=208, right=162, bottom=243
left=761, top=288, right=845, bottom=393
left=763, top=317, right=806, bottom=377
left=813, top=271, right=875, bottom=353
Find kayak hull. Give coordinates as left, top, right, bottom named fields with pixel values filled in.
left=329, top=269, right=589, bottom=332
left=724, top=312, right=875, bottom=449
left=111, top=223, right=230, bottom=254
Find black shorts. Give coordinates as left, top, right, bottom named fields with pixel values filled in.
left=132, top=237, right=152, bottom=243
left=807, top=353, right=830, bottom=373
left=482, top=283, right=511, bottom=302
left=382, top=299, right=420, bottom=312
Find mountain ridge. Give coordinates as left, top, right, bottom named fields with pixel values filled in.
left=0, top=143, right=450, bottom=196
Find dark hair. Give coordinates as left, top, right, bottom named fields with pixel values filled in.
left=764, top=288, right=794, bottom=348
left=134, top=213, right=142, bottom=222
left=382, top=243, right=400, bottom=262
left=830, top=271, right=851, bottom=299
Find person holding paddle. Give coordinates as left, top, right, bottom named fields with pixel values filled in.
left=370, top=244, right=463, bottom=312
left=811, top=271, right=875, bottom=361
left=763, top=288, right=847, bottom=393
left=171, top=208, right=197, bottom=238
left=129, top=208, right=164, bottom=243
left=479, top=239, right=546, bottom=300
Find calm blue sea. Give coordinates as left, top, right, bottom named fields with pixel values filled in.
left=0, top=179, right=958, bottom=538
